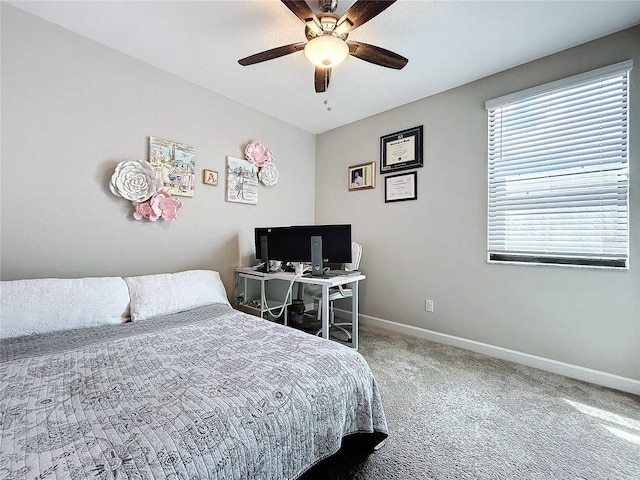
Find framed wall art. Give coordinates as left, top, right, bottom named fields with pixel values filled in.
left=149, top=136, right=195, bottom=197
left=380, top=125, right=423, bottom=174
left=226, top=156, right=258, bottom=205
left=348, top=162, right=376, bottom=191
left=202, top=169, right=218, bottom=186
left=385, top=171, right=417, bottom=203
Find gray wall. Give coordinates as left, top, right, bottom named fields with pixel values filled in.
left=0, top=4, right=316, bottom=293
left=315, top=27, right=640, bottom=380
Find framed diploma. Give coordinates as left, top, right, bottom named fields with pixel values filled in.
left=385, top=171, right=417, bottom=203
left=380, top=125, right=423, bottom=174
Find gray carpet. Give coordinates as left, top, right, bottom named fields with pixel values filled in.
left=302, top=324, right=640, bottom=479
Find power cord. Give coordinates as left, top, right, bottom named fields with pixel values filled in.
left=260, top=271, right=304, bottom=319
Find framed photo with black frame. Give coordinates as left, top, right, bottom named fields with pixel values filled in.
left=385, top=171, right=418, bottom=203
left=380, top=125, right=423, bottom=174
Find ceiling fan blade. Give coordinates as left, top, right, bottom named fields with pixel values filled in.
left=347, top=41, right=408, bottom=70
left=314, top=67, right=331, bottom=93
left=335, top=0, right=396, bottom=35
left=281, top=1, right=322, bottom=34
left=238, top=42, right=306, bottom=66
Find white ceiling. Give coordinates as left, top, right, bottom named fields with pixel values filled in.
left=9, top=0, right=640, bottom=134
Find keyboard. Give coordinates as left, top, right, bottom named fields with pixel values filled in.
left=304, top=270, right=359, bottom=278
left=325, top=269, right=347, bottom=277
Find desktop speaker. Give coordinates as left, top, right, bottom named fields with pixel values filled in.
left=311, top=235, right=323, bottom=276
left=260, top=235, right=269, bottom=273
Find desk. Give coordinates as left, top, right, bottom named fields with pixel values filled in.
left=235, top=267, right=366, bottom=350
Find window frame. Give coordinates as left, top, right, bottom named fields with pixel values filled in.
left=485, top=60, right=633, bottom=269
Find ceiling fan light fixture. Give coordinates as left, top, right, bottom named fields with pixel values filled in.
left=304, top=35, right=349, bottom=68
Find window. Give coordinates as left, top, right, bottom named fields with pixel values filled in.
left=486, top=60, right=632, bottom=269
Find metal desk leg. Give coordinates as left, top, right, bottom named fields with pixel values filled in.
left=321, top=284, right=330, bottom=340
left=351, top=281, right=359, bottom=350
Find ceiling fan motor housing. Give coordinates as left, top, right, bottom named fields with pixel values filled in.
left=306, top=15, right=348, bottom=41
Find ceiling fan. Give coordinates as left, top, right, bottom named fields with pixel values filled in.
left=238, top=0, right=408, bottom=93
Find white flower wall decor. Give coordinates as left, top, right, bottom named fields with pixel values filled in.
left=258, top=163, right=279, bottom=186
left=109, top=160, right=161, bottom=202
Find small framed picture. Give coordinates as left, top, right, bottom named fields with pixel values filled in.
left=380, top=125, right=423, bottom=174
left=202, top=169, right=218, bottom=186
left=348, top=162, right=376, bottom=191
left=385, top=171, right=417, bottom=203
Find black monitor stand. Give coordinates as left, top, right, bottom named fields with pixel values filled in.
left=311, top=235, right=324, bottom=276
left=260, top=235, right=270, bottom=273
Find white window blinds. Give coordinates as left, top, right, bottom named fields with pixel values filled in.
left=486, top=60, right=632, bottom=268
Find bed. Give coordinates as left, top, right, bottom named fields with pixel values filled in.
left=0, top=270, right=387, bottom=479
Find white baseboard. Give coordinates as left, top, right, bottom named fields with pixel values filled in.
left=336, top=308, right=640, bottom=396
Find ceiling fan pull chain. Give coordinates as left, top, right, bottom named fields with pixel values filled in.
left=323, top=86, right=332, bottom=112
left=323, top=97, right=332, bottom=112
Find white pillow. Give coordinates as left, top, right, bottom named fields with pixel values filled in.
left=0, top=277, right=130, bottom=339
left=124, top=270, right=230, bottom=321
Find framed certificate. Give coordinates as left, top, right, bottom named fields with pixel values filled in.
left=385, top=171, right=417, bottom=203
left=380, top=126, right=423, bottom=174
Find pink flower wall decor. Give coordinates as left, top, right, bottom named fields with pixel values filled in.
left=244, top=140, right=274, bottom=167
left=132, top=190, right=182, bottom=222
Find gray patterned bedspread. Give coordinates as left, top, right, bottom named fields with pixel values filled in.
left=0, top=304, right=387, bottom=479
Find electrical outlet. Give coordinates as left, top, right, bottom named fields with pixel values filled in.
left=425, top=299, right=434, bottom=313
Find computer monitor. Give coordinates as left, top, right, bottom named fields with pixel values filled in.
left=294, top=225, right=352, bottom=264
left=253, top=227, right=269, bottom=272
left=254, top=226, right=290, bottom=260
left=254, top=227, right=270, bottom=262
left=254, top=226, right=288, bottom=272
left=319, top=224, right=352, bottom=264
left=253, top=224, right=352, bottom=270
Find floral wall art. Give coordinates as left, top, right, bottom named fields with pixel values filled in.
left=226, top=140, right=280, bottom=205
left=245, top=140, right=279, bottom=187
left=109, top=160, right=182, bottom=221
left=149, top=136, right=195, bottom=197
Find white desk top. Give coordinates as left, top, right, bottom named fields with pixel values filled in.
left=235, top=267, right=365, bottom=286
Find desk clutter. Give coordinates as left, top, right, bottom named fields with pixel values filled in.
left=251, top=262, right=361, bottom=278
left=252, top=261, right=309, bottom=274
left=234, top=266, right=365, bottom=349
left=235, top=296, right=322, bottom=335
left=238, top=298, right=263, bottom=309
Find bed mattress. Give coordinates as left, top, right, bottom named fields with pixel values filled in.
left=0, top=304, right=387, bottom=479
